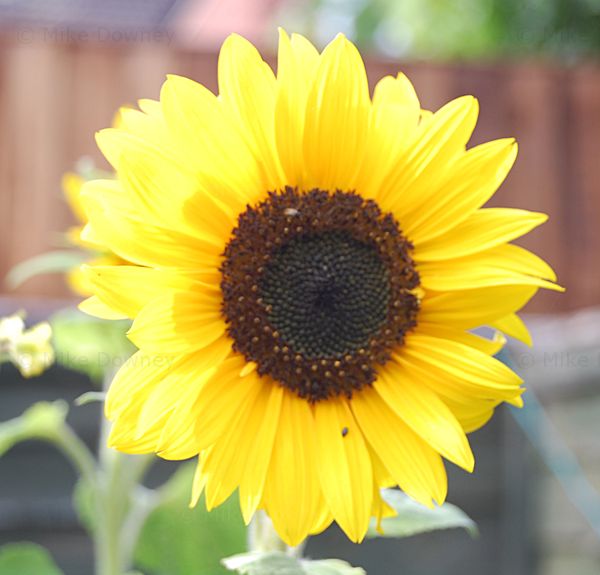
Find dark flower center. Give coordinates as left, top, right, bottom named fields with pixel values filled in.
left=260, top=232, right=390, bottom=359
left=220, top=187, right=419, bottom=402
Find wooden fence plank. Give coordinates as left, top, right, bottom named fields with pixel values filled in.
left=568, top=65, right=600, bottom=310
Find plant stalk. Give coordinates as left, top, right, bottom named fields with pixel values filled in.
left=248, top=511, right=306, bottom=558
left=93, top=370, right=157, bottom=575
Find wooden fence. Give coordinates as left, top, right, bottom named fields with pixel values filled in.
left=0, top=33, right=599, bottom=313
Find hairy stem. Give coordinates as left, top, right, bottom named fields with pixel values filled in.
left=93, top=371, right=157, bottom=575
left=248, top=511, right=305, bottom=558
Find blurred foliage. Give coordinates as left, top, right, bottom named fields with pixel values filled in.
left=0, top=543, right=64, bottom=575
left=50, top=308, right=134, bottom=383
left=292, top=0, right=600, bottom=60
left=223, top=552, right=365, bottom=575
left=135, top=463, right=247, bottom=575
left=367, top=489, right=478, bottom=538
left=0, top=401, right=68, bottom=458
left=0, top=312, right=54, bottom=378
left=4, top=250, right=88, bottom=292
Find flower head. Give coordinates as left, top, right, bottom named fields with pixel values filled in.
left=62, top=137, right=128, bottom=296
left=0, top=313, right=54, bottom=378
left=80, top=31, right=562, bottom=545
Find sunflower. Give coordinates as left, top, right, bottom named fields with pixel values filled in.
left=63, top=168, right=127, bottom=296
left=79, top=31, right=562, bottom=546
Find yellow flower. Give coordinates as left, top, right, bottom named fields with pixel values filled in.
left=0, top=313, right=54, bottom=378
left=79, top=31, right=562, bottom=545
left=62, top=171, right=127, bottom=296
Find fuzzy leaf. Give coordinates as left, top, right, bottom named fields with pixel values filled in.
left=0, top=543, right=64, bottom=575
left=74, top=391, right=106, bottom=406
left=302, top=559, right=366, bottom=575
left=223, top=553, right=365, bottom=575
left=0, top=401, right=68, bottom=457
left=223, top=552, right=303, bottom=575
left=135, top=463, right=246, bottom=575
left=50, top=308, right=134, bottom=382
left=368, top=489, right=478, bottom=538
left=5, top=251, right=88, bottom=289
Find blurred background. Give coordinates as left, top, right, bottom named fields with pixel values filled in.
left=0, top=0, right=599, bottom=574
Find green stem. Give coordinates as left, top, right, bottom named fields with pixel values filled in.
left=120, top=484, right=161, bottom=568
left=51, top=424, right=98, bottom=489
left=95, top=429, right=124, bottom=575
left=248, top=511, right=305, bottom=558
left=93, top=372, right=157, bottom=575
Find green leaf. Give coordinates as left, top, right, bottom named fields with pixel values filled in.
left=50, top=308, right=134, bottom=382
left=5, top=250, right=88, bottom=289
left=223, top=553, right=365, bottom=575
left=302, top=559, right=365, bottom=575
left=135, top=462, right=247, bottom=575
left=367, top=489, right=478, bottom=539
left=74, top=391, right=106, bottom=406
left=223, top=552, right=303, bottom=575
left=0, top=543, right=64, bottom=575
left=0, top=401, right=68, bottom=457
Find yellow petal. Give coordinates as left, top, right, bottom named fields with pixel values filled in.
left=95, top=126, right=179, bottom=172
left=118, top=148, right=234, bottom=244
left=108, top=404, right=164, bottom=454
left=419, top=285, right=538, bottom=329
left=105, top=350, right=179, bottom=420
left=356, top=74, right=420, bottom=198
left=351, top=386, right=447, bottom=506
left=380, top=95, right=479, bottom=216
left=415, top=209, right=548, bottom=261
left=355, top=73, right=421, bottom=199
left=442, top=395, right=498, bottom=434
left=418, top=322, right=506, bottom=356
left=303, top=34, right=370, bottom=191
left=138, top=98, right=162, bottom=117
left=401, top=333, right=523, bottom=390
left=201, top=379, right=273, bottom=510
left=238, top=383, right=284, bottom=524
left=160, top=74, right=262, bottom=206
left=490, top=313, right=533, bottom=346
left=81, top=265, right=197, bottom=319
left=263, top=391, right=323, bottom=546
left=62, top=172, right=87, bottom=223
left=371, top=487, right=397, bottom=535
left=314, top=398, right=372, bottom=543
left=81, top=179, right=221, bottom=269
left=79, top=295, right=128, bottom=320
left=127, top=290, right=225, bottom=354
left=405, top=138, right=517, bottom=243
left=117, top=105, right=168, bottom=142
left=191, top=452, right=214, bottom=508
left=376, top=361, right=474, bottom=471
left=398, top=333, right=524, bottom=404
left=191, top=355, right=266, bottom=452
left=417, top=244, right=563, bottom=292
left=157, top=339, right=233, bottom=460
left=218, top=34, right=284, bottom=190
left=274, top=29, right=319, bottom=187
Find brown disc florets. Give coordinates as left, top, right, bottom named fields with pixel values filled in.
left=220, top=187, right=419, bottom=402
